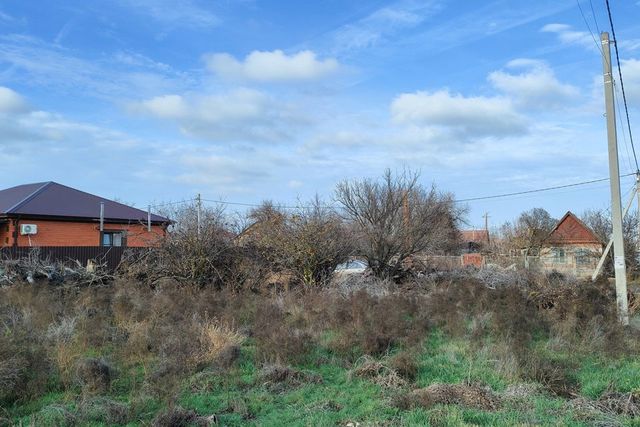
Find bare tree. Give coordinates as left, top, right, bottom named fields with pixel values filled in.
left=335, top=169, right=463, bottom=278
left=244, top=197, right=354, bottom=286
left=581, top=208, right=639, bottom=275
left=124, top=201, right=266, bottom=289
left=156, top=202, right=236, bottom=286
left=499, top=208, right=556, bottom=256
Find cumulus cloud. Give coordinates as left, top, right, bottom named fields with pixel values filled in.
left=0, top=87, right=139, bottom=158
left=621, top=59, right=640, bottom=107
left=541, top=23, right=594, bottom=49
left=205, top=50, right=339, bottom=82
left=0, top=86, right=30, bottom=113
left=130, top=88, right=304, bottom=142
left=390, top=89, right=527, bottom=139
left=488, top=59, right=579, bottom=109
left=174, top=149, right=291, bottom=193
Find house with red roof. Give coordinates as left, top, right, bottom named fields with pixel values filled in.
left=539, top=211, right=603, bottom=278
left=0, top=182, right=170, bottom=248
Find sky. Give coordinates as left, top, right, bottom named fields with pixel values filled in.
left=1, top=0, right=640, bottom=228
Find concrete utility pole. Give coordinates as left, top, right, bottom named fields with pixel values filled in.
left=602, top=31, right=629, bottom=325
left=637, top=174, right=640, bottom=253
left=196, top=193, right=202, bottom=237
left=147, top=205, right=152, bottom=232
left=483, top=212, right=490, bottom=244
left=99, top=202, right=104, bottom=232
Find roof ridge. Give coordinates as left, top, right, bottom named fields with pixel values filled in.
left=5, top=181, right=53, bottom=214
left=544, top=211, right=603, bottom=245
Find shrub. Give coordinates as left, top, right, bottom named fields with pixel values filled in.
left=0, top=303, right=50, bottom=403
left=388, top=350, right=419, bottom=381
left=243, top=198, right=354, bottom=286
left=75, top=357, right=114, bottom=394
left=193, top=319, right=244, bottom=369
left=78, top=397, right=130, bottom=425
left=326, top=291, right=430, bottom=358
left=253, top=301, right=314, bottom=364
left=151, top=406, right=215, bottom=427
left=257, top=363, right=322, bottom=392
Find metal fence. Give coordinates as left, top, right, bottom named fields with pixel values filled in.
left=0, top=246, right=135, bottom=271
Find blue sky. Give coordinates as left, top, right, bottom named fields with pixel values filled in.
left=1, top=0, right=640, bottom=228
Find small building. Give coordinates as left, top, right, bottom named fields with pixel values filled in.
left=459, top=230, right=490, bottom=267
left=460, top=229, right=490, bottom=253
left=0, top=182, right=170, bottom=248
left=539, top=211, right=603, bottom=278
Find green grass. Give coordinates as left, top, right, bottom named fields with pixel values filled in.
left=5, top=330, right=640, bottom=426
left=577, top=355, right=640, bottom=398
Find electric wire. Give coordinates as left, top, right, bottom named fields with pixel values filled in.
left=605, top=0, right=639, bottom=172
left=589, top=0, right=601, bottom=33
left=171, top=173, right=637, bottom=210
left=149, top=198, right=197, bottom=208
left=453, top=173, right=635, bottom=203
left=576, top=0, right=604, bottom=53
left=614, top=78, right=635, bottom=174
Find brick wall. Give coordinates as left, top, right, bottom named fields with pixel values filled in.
left=0, top=222, right=11, bottom=247
left=0, top=219, right=165, bottom=247
left=540, top=243, right=602, bottom=278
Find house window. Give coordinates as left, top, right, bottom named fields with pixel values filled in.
left=102, top=231, right=126, bottom=247
left=575, top=249, right=591, bottom=265
left=552, top=248, right=566, bottom=263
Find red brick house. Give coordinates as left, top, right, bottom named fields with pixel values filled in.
left=460, top=230, right=490, bottom=267
left=0, top=182, right=170, bottom=248
left=460, top=229, right=490, bottom=253
left=540, top=211, right=603, bottom=278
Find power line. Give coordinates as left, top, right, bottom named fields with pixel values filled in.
left=576, top=0, right=603, bottom=53
left=453, top=173, right=636, bottom=203
left=614, top=78, right=635, bottom=174
left=589, top=0, right=601, bottom=33
left=149, top=198, right=197, bottom=208
left=605, top=0, right=638, bottom=172
left=188, top=173, right=636, bottom=209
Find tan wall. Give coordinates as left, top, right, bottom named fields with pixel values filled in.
left=0, top=219, right=165, bottom=247
left=540, top=243, right=602, bottom=278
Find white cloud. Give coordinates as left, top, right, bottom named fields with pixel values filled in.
left=0, top=35, right=189, bottom=100
left=621, top=58, right=640, bottom=107
left=390, top=89, right=527, bottom=139
left=205, top=50, right=339, bottom=82
left=175, top=151, right=286, bottom=193
left=0, top=10, right=15, bottom=22
left=118, top=0, right=219, bottom=28
left=137, top=94, right=188, bottom=119
left=620, top=39, right=640, bottom=52
left=131, top=89, right=304, bottom=142
left=0, top=86, right=29, bottom=113
left=488, top=59, right=579, bottom=109
left=0, top=88, right=140, bottom=159
left=113, top=51, right=171, bottom=72
left=541, top=23, right=595, bottom=49
left=329, top=0, right=441, bottom=52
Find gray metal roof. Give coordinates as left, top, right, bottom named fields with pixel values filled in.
left=0, top=182, right=170, bottom=223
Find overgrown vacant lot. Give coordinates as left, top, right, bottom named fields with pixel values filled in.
left=1, top=272, right=640, bottom=426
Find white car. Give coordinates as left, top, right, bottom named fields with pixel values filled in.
left=334, top=259, right=368, bottom=275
